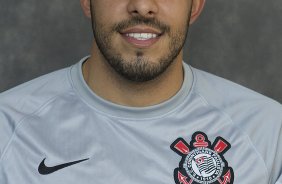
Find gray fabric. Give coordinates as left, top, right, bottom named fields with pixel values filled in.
left=0, top=57, right=281, bottom=183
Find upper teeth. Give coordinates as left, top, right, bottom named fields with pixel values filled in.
left=126, top=33, right=158, bottom=40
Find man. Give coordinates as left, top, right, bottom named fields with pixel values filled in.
left=0, top=0, right=281, bottom=183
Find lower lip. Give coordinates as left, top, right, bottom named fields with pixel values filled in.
left=121, top=34, right=160, bottom=48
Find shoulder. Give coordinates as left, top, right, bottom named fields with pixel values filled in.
left=0, top=66, right=73, bottom=158
left=0, top=67, right=72, bottom=115
left=190, top=66, right=282, bottom=181
left=191, top=66, right=282, bottom=119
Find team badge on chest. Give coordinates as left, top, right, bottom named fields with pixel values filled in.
left=170, top=132, right=234, bottom=184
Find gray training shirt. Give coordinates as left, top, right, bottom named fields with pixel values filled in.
left=0, top=57, right=282, bottom=184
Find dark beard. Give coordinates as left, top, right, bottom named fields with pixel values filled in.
left=91, top=15, right=189, bottom=82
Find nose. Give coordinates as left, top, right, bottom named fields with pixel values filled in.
left=127, top=0, right=159, bottom=18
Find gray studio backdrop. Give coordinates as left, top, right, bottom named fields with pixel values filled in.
left=1, top=0, right=282, bottom=102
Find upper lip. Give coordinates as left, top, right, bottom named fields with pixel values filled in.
left=120, top=26, right=162, bottom=35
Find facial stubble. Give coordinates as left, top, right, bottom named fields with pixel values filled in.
left=90, top=5, right=191, bottom=82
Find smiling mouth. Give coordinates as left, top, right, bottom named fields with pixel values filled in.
left=120, top=28, right=163, bottom=48
left=124, top=33, right=159, bottom=40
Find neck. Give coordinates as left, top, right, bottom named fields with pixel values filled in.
left=83, top=48, right=184, bottom=107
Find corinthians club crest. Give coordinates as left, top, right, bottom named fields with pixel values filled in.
left=170, top=132, right=234, bottom=184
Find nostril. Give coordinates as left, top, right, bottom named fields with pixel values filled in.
left=130, top=10, right=139, bottom=16
left=131, top=10, right=154, bottom=17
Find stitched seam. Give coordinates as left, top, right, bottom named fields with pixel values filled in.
left=68, top=66, right=196, bottom=121
left=68, top=65, right=196, bottom=121
left=0, top=91, right=72, bottom=163
left=0, top=71, right=72, bottom=164
left=194, top=89, right=270, bottom=179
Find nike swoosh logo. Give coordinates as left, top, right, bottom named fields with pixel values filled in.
left=38, top=158, right=89, bottom=175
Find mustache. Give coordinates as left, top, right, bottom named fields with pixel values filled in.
left=112, top=16, right=170, bottom=33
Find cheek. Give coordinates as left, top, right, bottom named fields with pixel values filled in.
left=159, top=2, right=191, bottom=26
left=91, top=1, right=128, bottom=24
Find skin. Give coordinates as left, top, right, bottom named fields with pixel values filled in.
left=80, top=0, right=205, bottom=107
